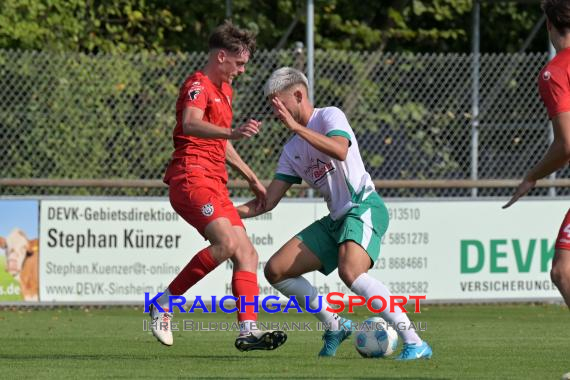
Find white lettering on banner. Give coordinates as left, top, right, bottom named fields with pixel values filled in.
left=0, top=284, right=20, bottom=296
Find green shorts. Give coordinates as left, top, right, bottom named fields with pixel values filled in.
left=296, top=192, right=389, bottom=275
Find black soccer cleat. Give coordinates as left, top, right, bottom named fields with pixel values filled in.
left=235, top=330, right=288, bottom=352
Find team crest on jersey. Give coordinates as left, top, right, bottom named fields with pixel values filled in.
left=305, top=159, right=335, bottom=183
left=188, top=83, right=204, bottom=101
left=188, top=89, right=201, bottom=101
left=201, top=203, right=214, bottom=217
left=543, top=71, right=551, bottom=81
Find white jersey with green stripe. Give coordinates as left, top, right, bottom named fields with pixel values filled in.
left=275, top=106, right=376, bottom=220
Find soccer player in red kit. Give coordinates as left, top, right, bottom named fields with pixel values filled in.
left=504, top=0, right=570, bottom=309
left=149, top=21, right=287, bottom=351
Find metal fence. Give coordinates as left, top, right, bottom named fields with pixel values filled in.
left=0, top=49, right=562, bottom=198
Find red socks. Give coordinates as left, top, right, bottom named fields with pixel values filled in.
left=232, top=271, right=259, bottom=321
left=168, top=248, right=218, bottom=295
left=167, top=249, right=259, bottom=322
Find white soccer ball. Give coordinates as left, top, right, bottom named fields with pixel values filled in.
left=354, top=316, right=398, bottom=358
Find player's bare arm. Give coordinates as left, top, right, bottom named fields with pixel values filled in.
left=504, top=111, right=570, bottom=208
left=183, top=107, right=261, bottom=140
left=272, top=97, right=349, bottom=160
left=226, top=141, right=267, bottom=208
left=237, top=179, right=292, bottom=218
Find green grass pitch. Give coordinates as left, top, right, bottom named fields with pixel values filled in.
left=0, top=304, right=568, bottom=379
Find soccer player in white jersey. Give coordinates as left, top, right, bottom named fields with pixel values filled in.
left=237, top=67, right=432, bottom=360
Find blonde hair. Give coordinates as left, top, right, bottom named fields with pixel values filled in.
left=264, top=67, right=309, bottom=97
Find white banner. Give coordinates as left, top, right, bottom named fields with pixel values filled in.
left=39, top=199, right=315, bottom=302
left=38, top=198, right=566, bottom=303
left=315, top=199, right=565, bottom=301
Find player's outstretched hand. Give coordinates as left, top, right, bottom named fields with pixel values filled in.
left=249, top=178, right=267, bottom=212
left=503, top=179, right=536, bottom=209
left=231, top=119, right=262, bottom=140
left=236, top=199, right=257, bottom=219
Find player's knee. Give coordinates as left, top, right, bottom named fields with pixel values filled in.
left=338, top=266, right=359, bottom=288
left=214, top=236, right=240, bottom=261
left=230, top=241, right=258, bottom=267
left=264, top=260, right=282, bottom=284
left=551, top=263, right=568, bottom=287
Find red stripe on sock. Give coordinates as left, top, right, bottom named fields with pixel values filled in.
left=232, top=271, right=259, bottom=322
left=168, top=248, right=218, bottom=295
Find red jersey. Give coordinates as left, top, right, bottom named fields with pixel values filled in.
left=168, top=71, right=233, bottom=182
left=538, top=48, right=570, bottom=119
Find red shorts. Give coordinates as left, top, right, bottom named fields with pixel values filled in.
left=555, top=209, right=570, bottom=251
left=165, top=161, right=243, bottom=238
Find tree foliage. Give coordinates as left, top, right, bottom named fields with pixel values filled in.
left=0, top=0, right=548, bottom=53
left=0, top=1, right=549, bottom=197
left=0, top=0, right=183, bottom=53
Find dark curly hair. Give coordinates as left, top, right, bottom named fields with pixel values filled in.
left=542, top=0, right=570, bottom=35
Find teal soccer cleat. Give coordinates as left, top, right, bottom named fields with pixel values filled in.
left=318, top=318, right=353, bottom=357
left=395, top=341, right=433, bottom=361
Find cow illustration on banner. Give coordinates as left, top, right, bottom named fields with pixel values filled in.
left=0, top=200, right=39, bottom=302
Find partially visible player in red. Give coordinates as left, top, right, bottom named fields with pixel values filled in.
left=504, top=0, right=570, bottom=309
left=149, top=21, right=287, bottom=351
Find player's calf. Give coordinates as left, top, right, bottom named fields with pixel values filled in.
left=551, top=249, right=570, bottom=308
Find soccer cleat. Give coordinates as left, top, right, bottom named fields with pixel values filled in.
left=395, top=341, right=432, bottom=360
left=149, top=304, right=173, bottom=346
left=234, top=330, right=287, bottom=352
left=318, top=318, right=353, bottom=357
